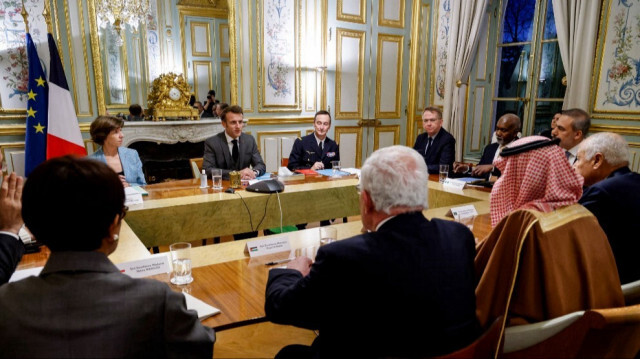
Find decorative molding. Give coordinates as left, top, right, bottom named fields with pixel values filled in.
left=337, top=0, right=365, bottom=24
left=335, top=28, right=365, bottom=119
left=87, top=0, right=106, bottom=114
left=221, top=61, right=231, bottom=103
left=0, top=125, right=27, bottom=136
left=193, top=61, right=214, bottom=102
left=373, top=125, right=400, bottom=150
left=219, top=23, right=230, bottom=58
left=378, top=0, right=405, bottom=28
left=246, top=116, right=314, bottom=125
left=590, top=124, right=640, bottom=136
left=334, top=126, right=362, bottom=167
left=190, top=21, right=212, bottom=57
left=119, top=119, right=224, bottom=147
left=407, top=1, right=425, bottom=145
left=375, top=33, right=403, bottom=119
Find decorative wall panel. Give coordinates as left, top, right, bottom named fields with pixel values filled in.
left=335, top=28, right=365, bottom=119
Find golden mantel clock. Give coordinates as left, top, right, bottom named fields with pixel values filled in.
left=147, top=72, right=199, bottom=121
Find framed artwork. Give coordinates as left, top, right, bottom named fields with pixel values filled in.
left=258, top=0, right=300, bottom=111
left=430, top=0, right=450, bottom=107
left=593, top=0, right=640, bottom=114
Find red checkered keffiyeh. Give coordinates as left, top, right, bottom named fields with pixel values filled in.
left=489, top=136, right=583, bottom=227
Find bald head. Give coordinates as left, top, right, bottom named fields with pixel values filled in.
left=495, top=114, right=521, bottom=146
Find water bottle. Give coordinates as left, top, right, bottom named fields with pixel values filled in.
left=200, top=169, right=208, bottom=188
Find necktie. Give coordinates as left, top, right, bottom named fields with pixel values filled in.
left=232, top=139, right=239, bottom=163
left=319, top=141, right=323, bottom=152
left=425, top=137, right=433, bottom=155
left=565, top=150, right=571, bottom=160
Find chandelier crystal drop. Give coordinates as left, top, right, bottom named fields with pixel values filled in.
left=96, top=0, right=151, bottom=46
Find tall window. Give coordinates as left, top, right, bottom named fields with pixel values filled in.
left=494, top=0, right=565, bottom=134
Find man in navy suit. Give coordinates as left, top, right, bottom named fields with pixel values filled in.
left=265, top=146, right=479, bottom=359
left=287, top=110, right=339, bottom=171
left=454, top=114, right=520, bottom=179
left=0, top=153, right=25, bottom=285
left=575, top=132, right=640, bottom=284
left=413, top=106, right=455, bottom=174
left=203, top=105, right=266, bottom=180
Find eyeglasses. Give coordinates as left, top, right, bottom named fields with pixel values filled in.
left=121, top=206, right=129, bottom=220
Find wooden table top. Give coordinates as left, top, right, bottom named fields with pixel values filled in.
left=150, top=212, right=493, bottom=331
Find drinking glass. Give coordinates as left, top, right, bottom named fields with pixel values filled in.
left=439, top=164, right=449, bottom=183
left=170, top=242, right=193, bottom=285
left=211, top=169, right=222, bottom=190
left=319, top=227, right=337, bottom=246
left=331, top=160, right=341, bottom=177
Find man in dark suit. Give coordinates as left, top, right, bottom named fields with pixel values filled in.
left=575, top=132, right=640, bottom=284
left=203, top=105, right=266, bottom=180
left=287, top=110, right=339, bottom=171
left=552, top=108, right=591, bottom=165
left=454, top=114, right=521, bottom=179
left=265, top=145, right=479, bottom=359
left=413, top=106, right=455, bottom=174
left=0, top=170, right=24, bottom=285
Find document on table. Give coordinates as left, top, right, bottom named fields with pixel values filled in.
left=183, top=292, right=221, bottom=320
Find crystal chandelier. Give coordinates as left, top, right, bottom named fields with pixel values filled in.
left=96, top=0, right=151, bottom=46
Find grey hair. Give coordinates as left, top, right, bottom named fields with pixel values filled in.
left=579, top=132, right=629, bottom=166
left=360, top=145, right=429, bottom=214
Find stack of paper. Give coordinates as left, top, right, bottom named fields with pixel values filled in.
left=183, top=292, right=221, bottom=320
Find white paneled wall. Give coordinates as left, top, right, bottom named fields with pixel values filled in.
left=258, top=133, right=300, bottom=172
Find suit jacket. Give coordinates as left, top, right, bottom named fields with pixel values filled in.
left=265, top=212, right=479, bottom=358
left=474, top=142, right=502, bottom=178
left=0, top=251, right=215, bottom=358
left=203, top=132, right=266, bottom=178
left=0, top=233, right=24, bottom=285
left=89, top=147, right=147, bottom=186
left=579, top=166, right=640, bottom=284
left=475, top=205, right=624, bottom=328
left=287, top=134, right=339, bottom=170
left=413, top=129, right=456, bottom=174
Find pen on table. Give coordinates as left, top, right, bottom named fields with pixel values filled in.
left=265, top=258, right=294, bottom=266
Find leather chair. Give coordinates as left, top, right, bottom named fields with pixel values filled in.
left=434, top=316, right=504, bottom=359
left=502, top=304, right=640, bottom=358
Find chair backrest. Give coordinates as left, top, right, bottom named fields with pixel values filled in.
left=502, top=304, right=640, bottom=359
left=622, top=279, right=640, bottom=306
left=434, top=316, right=504, bottom=359
left=281, top=157, right=289, bottom=167
left=190, top=157, right=203, bottom=178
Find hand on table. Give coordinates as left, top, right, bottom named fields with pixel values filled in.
left=453, top=162, right=471, bottom=174
left=311, top=162, right=324, bottom=171
left=286, top=256, right=313, bottom=276
left=240, top=168, right=256, bottom=180
left=471, top=164, right=493, bottom=177
left=119, top=175, right=130, bottom=187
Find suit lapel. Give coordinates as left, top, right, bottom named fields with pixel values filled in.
left=237, top=134, right=247, bottom=169
left=218, top=132, right=234, bottom=169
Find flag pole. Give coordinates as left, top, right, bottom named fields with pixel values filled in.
left=43, top=1, right=53, bottom=34
left=20, top=0, right=29, bottom=34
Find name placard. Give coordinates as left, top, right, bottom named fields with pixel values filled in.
left=116, top=255, right=170, bottom=278
left=244, top=236, right=291, bottom=258
left=442, top=178, right=467, bottom=191
left=446, top=204, right=478, bottom=219
left=124, top=187, right=144, bottom=206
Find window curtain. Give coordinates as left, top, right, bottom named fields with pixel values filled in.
left=552, top=0, right=602, bottom=110
left=442, top=0, right=490, bottom=161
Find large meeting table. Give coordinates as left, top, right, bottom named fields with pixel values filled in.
left=16, top=174, right=492, bottom=357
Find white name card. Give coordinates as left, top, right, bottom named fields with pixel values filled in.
left=244, top=236, right=291, bottom=257
left=447, top=204, right=478, bottom=219
left=442, top=178, right=467, bottom=191
left=124, top=186, right=144, bottom=206
left=116, top=255, right=170, bottom=278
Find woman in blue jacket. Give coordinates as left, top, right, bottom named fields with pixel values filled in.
left=88, top=116, right=146, bottom=186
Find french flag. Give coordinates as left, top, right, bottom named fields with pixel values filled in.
left=46, top=34, right=86, bottom=159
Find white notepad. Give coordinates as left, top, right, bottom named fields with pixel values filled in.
left=183, top=292, right=221, bottom=320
